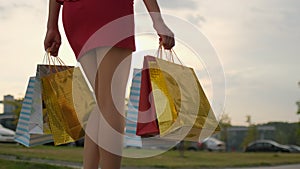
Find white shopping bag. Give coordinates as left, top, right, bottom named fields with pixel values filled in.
left=28, top=75, right=43, bottom=134
left=124, top=69, right=142, bottom=148
left=15, top=77, right=53, bottom=147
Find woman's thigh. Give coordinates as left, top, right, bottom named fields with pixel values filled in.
left=78, top=49, right=98, bottom=90
left=78, top=47, right=132, bottom=145
left=95, top=47, right=132, bottom=113
left=78, top=49, right=100, bottom=143
left=95, top=47, right=132, bottom=155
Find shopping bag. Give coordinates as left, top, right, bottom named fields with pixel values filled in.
left=28, top=72, right=43, bottom=134
left=147, top=57, right=179, bottom=135
left=41, top=64, right=95, bottom=145
left=37, top=65, right=73, bottom=134
left=124, top=69, right=142, bottom=148
left=136, top=56, right=178, bottom=137
left=15, top=77, right=53, bottom=147
left=136, top=57, right=160, bottom=137
left=148, top=55, right=221, bottom=141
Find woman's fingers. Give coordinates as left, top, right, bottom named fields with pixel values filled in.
left=44, top=29, right=61, bottom=56
left=159, top=35, right=175, bottom=50
left=49, top=42, right=60, bottom=56
left=156, top=25, right=175, bottom=49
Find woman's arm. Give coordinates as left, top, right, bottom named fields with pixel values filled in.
left=143, top=0, right=175, bottom=49
left=44, top=0, right=62, bottom=56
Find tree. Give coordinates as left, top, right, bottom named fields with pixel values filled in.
left=178, top=140, right=185, bottom=158
left=220, top=113, right=231, bottom=127
left=297, top=81, right=300, bottom=144
left=245, top=115, right=252, bottom=126
left=297, top=101, right=300, bottom=115
left=241, top=115, right=258, bottom=149
left=219, top=113, right=232, bottom=151
left=296, top=123, right=300, bottom=145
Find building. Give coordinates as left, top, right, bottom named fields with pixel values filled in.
left=0, top=95, right=20, bottom=130
left=3, top=95, right=16, bottom=115
left=297, top=100, right=300, bottom=114
left=217, top=125, right=276, bottom=152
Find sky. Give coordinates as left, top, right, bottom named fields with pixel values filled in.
left=0, top=0, right=299, bottom=126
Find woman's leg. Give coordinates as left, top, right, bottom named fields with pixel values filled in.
left=78, top=50, right=101, bottom=169
left=95, top=47, right=132, bottom=169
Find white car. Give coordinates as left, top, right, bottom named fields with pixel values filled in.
left=0, top=124, right=15, bottom=143
left=187, top=137, right=226, bottom=152
left=202, top=137, right=226, bottom=152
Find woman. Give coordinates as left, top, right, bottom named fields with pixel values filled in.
left=44, top=0, right=174, bottom=169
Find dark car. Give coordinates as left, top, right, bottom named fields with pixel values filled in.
left=288, top=145, right=300, bottom=153
left=245, top=140, right=291, bottom=153
left=75, top=138, right=85, bottom=147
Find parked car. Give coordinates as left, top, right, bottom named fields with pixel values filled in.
left=245, top=140, right=291, bottom=153
left=202, top=137, right=226, bottom=152
left=0, top=124, right=15, bottom=143
left=288, top=145, right=300, bottom=153
left=75, top=137, right=85, bottom=147
left=187, top=137, right=226, bottom=152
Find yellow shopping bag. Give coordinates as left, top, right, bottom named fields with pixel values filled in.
left=146, top=51, right=220, bottom=141
left=37, top=64, right=72, bottom=134
left=41, top=57, right=96, bottom=145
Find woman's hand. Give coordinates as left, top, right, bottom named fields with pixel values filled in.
left=143, top=0, right=175, bottom=50
left=154, top=22, right=175, bottom=50
left=44, top=28, right=61, bottom=56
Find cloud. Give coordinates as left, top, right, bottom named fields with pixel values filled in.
left=0, top=0, right=51, bottom=99
left=186, top=14, right=206, bottom=27
left=0, top=5, right=9, bottom=19
left=0, top=1, right=44, bottom=20
left=1, top=0, right=299, bottom=126
left=188, top=0, right=300, bottom=125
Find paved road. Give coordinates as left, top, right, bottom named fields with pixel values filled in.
left=127, top=164, right=300, bottom=169
left=224, top=164, right=300, bottom=169
left=1, top=154, right=300, bottom=169
left=125, top=165, right=300, bottom=169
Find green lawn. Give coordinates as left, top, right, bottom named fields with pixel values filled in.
left=0, top=144, right=83, bottom=163
left=123, top=151, right=300, bottom=168
left=0, top=159, right=72, bottom=169
left=1, top=143, right=300, bottom=168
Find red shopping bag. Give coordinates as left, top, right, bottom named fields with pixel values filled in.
left=136, top=56, right=160, bottom=137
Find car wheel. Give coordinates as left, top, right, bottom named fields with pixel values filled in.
left=187, top=147, right=197, bottom=151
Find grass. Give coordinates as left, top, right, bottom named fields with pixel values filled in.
left=0, top=143, right=83, bottom=163
left=1, top=143, right=300, bottom=168
left=0, top=159, right=73, bottom=169
left=122, top=150, right=300, bottom=168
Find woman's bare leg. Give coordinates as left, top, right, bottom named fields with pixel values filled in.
left=79, top=47, right=132, bottom=169
left=78, top=50, right=101, bottom=169
left=95, top=47, right=132, bottom=169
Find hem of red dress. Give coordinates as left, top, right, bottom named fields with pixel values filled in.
left=76, top=45, right=136, bottom=61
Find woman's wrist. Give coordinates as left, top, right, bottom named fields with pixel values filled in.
left=153, top=20, right=167, bottom=32
left=153, top=17, right=164, bottom=26
left=153, top=18, right=166, bottom=30
left=47, top=24, right=59, bottom=31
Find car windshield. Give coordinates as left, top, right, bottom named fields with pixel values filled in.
left=268, top=141, right=281, bottom=146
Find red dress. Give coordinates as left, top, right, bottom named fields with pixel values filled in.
left=58, top=0, right=135, bottom=59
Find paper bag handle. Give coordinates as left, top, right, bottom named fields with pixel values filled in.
left=43, top=50, right=71, bottom=74
left=156, top=44, right=183, bottom=65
